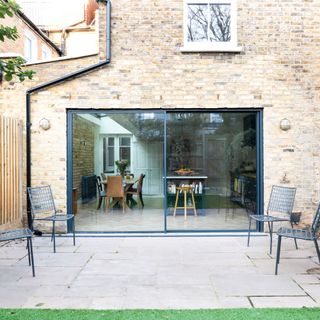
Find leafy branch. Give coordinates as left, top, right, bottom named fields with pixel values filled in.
left=0, top=0, right=35, bottom=82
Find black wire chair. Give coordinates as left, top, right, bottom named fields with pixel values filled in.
left=27, top=185, right=75, bottom=253
left=247, top=185, right=297, bottom=254
left=275, top=203, right=320, bottom=274
left=0, top=228, right=35, bottom=276
left=96, top=176, right=106, bottom=209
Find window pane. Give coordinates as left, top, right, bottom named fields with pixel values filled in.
left=108, top=147, right=114, bottom=165
left=120, top=137, right=130, bottom=147
left=120, top=147, right=130, bottom=162
left=108, top=137, right=114, bottom=146
left=187, top=4, right=208, bottom=42
left=209, top=4, right=231, bottom=42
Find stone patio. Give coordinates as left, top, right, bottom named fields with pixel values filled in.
left=0, top=234, right=319, bottom=309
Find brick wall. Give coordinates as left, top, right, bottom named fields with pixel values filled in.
left=72, top=114, right=97, bottom=200
left=1, top=1, right=320, bottom=227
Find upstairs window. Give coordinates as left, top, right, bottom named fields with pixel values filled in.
left=182, top=0, right=241, bottom=52
left=42, top=44, right=52, bottom=60
left=24, top=30, right=38, bottom=61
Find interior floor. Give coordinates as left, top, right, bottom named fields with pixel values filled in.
left=75, top=198, right=250, bottom=232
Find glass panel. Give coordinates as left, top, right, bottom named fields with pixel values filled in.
left=73, top=111, right=165, bottom=232
left=119, top=146, right=130, bottom=162
left=187, top=4, right=208, bottom=42
left=120, top=137, right=130, bottom=146
left=209, top=4, right=231, bottom=42
left=108, top=137, right=114, bottom=146
left=103, top=137, right=115, bottom=173
left=166, top=112, right=257, bottom=231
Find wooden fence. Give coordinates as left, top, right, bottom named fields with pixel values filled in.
left=0, top=115, right=23, bottom=229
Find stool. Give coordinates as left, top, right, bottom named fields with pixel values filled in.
left=173, top=186, right=197, bottom=220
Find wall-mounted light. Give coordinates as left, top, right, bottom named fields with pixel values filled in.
left=39, top=118, right=50, bottom=130
left=280, top=118, right=291, bottom=131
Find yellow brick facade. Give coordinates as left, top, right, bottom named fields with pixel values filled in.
left=1, top=0, right=320, bottom=228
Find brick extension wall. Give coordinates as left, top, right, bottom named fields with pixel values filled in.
left=72, top=115, right=97, bottom=201
left=0, top=1, right=320, bottom=229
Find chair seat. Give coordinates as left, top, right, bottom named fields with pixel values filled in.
left=277, top=227, right=316, bottom=240
left=250, top=214, right=290, bottom=223
left=126, top=189, right=138, bottom=194
left=34, top=214, right=74, bottom=222
left=0, top=228, right=32, bottom=242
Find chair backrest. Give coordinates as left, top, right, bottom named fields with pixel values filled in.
left=136, top=174, right=146, bottom=193
left=101, top=173, right=107, bottom=181
left=96, top=176, right=103, bottom=193
left=27, top=185, right=57, bottom=219
left=267, top=185, right=296, bottom=215
left=311, top=203, right=320, bottom=234
left=106, top=176, right=124, bottom=197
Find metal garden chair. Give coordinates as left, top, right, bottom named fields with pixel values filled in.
left=247, top=185, right=297, bottom=254
left=0, top=228, right=35, bottom=276
left=275, top=203, right=320, bottom=274
left=27, top=185, right=75, bottom=253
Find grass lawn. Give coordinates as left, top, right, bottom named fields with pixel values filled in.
left=0, top=308, right=319, bottom=320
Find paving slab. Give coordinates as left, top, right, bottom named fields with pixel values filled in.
left=0, top=235, right=319, bottom=309
left=250, top=296, right=318, bottom=308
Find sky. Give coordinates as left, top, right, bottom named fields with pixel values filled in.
left=17, top=0, right=87, bottom=28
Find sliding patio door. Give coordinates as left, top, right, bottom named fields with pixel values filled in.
left=165, top=111, right=259, bottom=231
left=71, top=111, right=166, bottom=232
left=69, top=109, right=260, bottom=233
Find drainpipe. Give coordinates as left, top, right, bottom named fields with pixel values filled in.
left=26, top=0, right=111, bottom=229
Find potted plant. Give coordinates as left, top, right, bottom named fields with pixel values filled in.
left=115, top=160, right=130, bottom=178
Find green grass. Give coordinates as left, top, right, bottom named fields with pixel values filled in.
left=0, top=309, right=319, bottom=320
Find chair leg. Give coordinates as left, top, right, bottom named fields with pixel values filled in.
left=139, top=192, right=144, bottom=208
left=314, top=239, right=320, bottom=263
left=290, top=221, right=298, bottom=250
left=29, top=237, right=35, bottom=277
left=52, top=221, right=56, bottom=253
left=97, top=196, right=102, bottom=209
left=72, top=217, right=76, bottom=246
left=27, top=238, right=31, bottom=266
left=247, top=216, right=252, bottom=247
left=275, top=235, right=282, bottom=275
left=268, top=221, right=273, bottom=254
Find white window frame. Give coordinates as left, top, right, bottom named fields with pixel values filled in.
left=24, top=29, right=38, bottom=62
left=102, top=135, right=132, bottom=174
left=41, top=44, right=52, bottom=60
left=181, top=0, right=242, bottom=52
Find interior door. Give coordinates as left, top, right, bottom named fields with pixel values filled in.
left=133, top=140, right=163, bottom=195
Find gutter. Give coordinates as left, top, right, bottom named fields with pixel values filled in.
left=26, top=0, right=111, bottom=228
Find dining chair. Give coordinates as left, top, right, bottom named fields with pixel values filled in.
left=247, top=185, right=297, bottom=254
left=126, top=174, right=145, bottom=208
left=275, top=203, right=320, bottom=274
left=96, top=176, right=106, bottom=209
left=27, top=185, right=75, bottom=253
left=0, top=228, right=35, bottom=276
left=106, top=176, right=126, bottom=213
left=101, top=173, right=107, bottom=180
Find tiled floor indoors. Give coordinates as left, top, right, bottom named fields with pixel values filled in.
left=0, top=234, right=319, bottom=309
left=75, top=203, right=249, bottom=232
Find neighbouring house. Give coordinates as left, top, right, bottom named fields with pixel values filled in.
left=0, top=0, right=62, bottom=63
left=18, top=0, right=99, bottom=57
left=0, top=0, right=320, bottom=234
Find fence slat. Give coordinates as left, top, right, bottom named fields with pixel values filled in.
left=0, top=115, right=23, bottom=227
